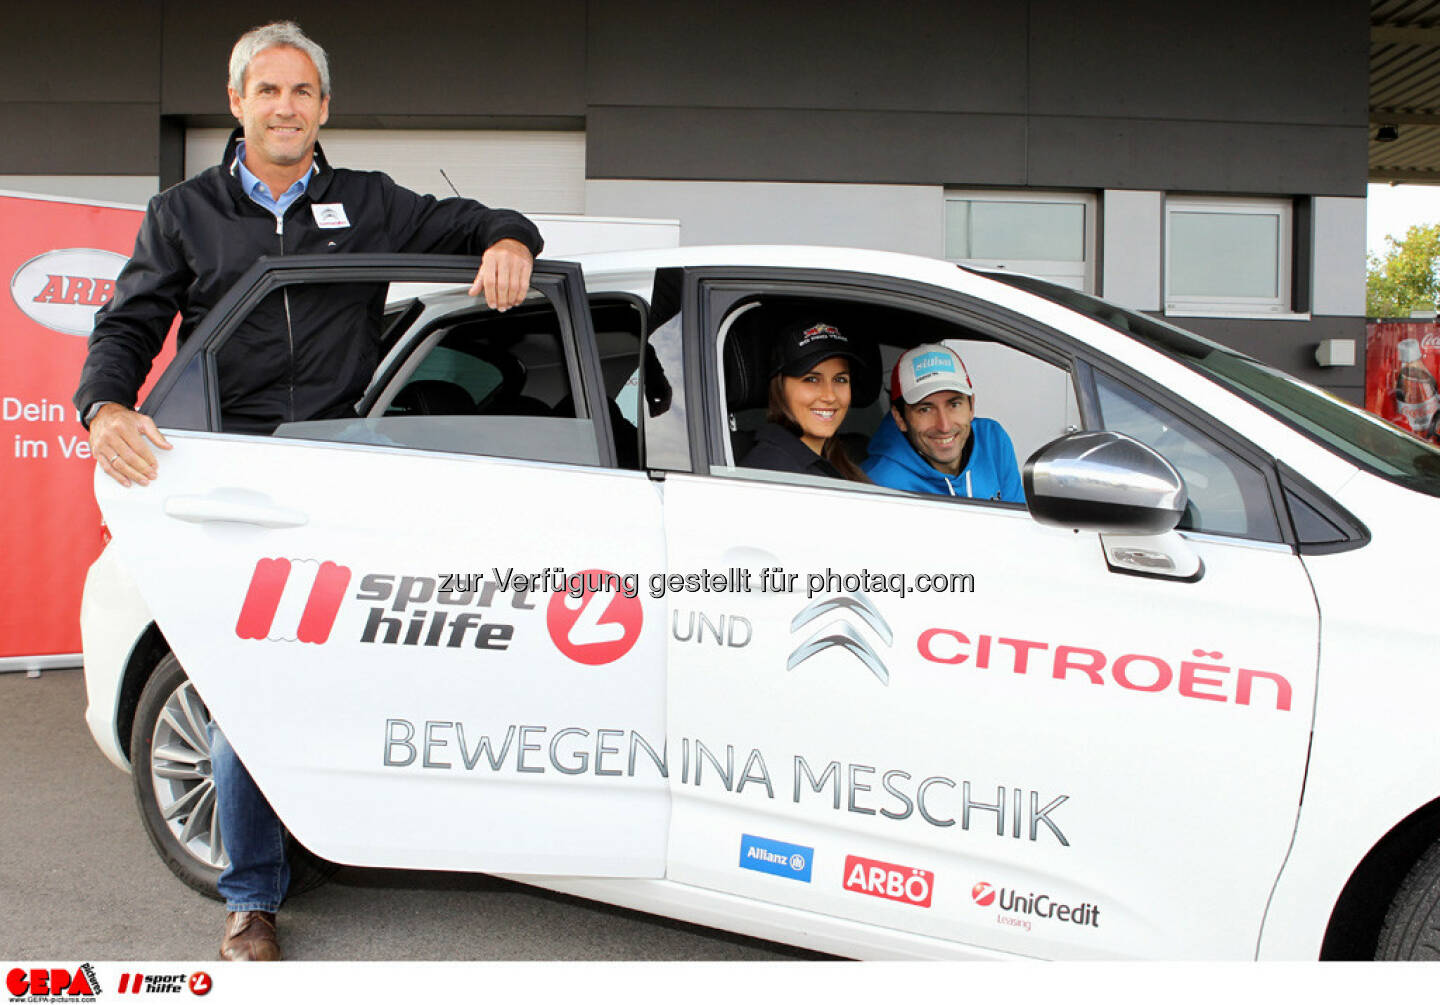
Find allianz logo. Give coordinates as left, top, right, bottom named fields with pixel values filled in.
left=747, top=845, right=806, bottom=871
left=787, top=592, right=893, bottom=685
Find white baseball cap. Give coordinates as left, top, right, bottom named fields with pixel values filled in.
left=889, top=343, right=975, bottom=404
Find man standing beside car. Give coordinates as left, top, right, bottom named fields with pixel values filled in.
left=863, top=342, right=1025, bottom=502
left=72, top=20, right=543, bottom=961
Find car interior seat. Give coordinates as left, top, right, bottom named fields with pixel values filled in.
left=389, top=379, right=476, bottom=416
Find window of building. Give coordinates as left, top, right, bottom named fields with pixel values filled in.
left=944, top=191, right=1096, bottom=292
left=1164, top=196, right=1292, bottom=316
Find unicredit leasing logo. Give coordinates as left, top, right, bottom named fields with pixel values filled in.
left=235, top=557, right=352, bottom=643
left=972, top=880, right=1102, bottom=928
left=10, top=248, right=127, bottom=336
left=787, top=592, right=893, bottom=684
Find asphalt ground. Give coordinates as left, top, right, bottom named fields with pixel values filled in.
left=0, top=667, right=827, bottom=962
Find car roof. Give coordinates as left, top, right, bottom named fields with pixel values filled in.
left=567, top=244, right=986, bottom=291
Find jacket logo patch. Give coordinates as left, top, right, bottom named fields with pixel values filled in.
left=311, top=203, right=350, bottom=229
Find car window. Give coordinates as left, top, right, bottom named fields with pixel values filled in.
left=1093, top=371, right=1281, bottom=541
left=271, top=288, right=604, bottom=467
left=588, top=297, right=646, bottom=469
left=981, top=268, right=1440, bottom=498
left=707, top=290, right=1077, bottom=504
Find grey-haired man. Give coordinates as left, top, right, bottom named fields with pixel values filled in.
left=73, top=21, right=544, bottom=960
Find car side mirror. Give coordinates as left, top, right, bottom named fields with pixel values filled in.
left=1023, top=431, right=1187, bottom=535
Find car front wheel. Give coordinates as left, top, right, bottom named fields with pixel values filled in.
left=129, top=652, right=336, bottom=900
left=1376, top=838, right=1440, bottom=959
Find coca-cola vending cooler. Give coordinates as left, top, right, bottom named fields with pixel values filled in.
left=1366, top=320, right=1440, bottom=442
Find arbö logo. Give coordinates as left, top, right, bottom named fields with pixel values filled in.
left=546, top=568, right=644, bottom=665
left=971, top=881, right=997, bottom=906
left=842, top=854, right=934, bottom=908
left=10, top=248, right=127, bottom=336
left=235, top=557, right=352, bottom=643
left=787, top=592, right=893, bottom=684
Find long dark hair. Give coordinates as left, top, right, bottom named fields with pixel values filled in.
left=767, top=372, right=869, bottom=483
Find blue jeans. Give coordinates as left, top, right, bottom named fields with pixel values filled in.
left=208, top=721, right=290, bottom=912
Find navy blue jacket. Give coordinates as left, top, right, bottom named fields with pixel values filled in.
left=75, top=129, right=543, bottom=433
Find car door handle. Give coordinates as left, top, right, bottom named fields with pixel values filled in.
left=164, top=494, right=309, bottom=528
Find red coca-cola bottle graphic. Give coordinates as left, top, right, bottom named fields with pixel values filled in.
left=1396, top=338, right=1440, bottom=438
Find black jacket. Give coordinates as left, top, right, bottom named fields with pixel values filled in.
left=739, top=422, right=843, bottom=478
left=74, top=129, right=543, bottom=433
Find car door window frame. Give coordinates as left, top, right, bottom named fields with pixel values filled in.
left=679, top=268, right=1075, bottom=478
left=670, top=266, right=1322, bottom=550
left=143, top=254, right=620, bottom=469
left=1079, top=361, right=1287, bottom=542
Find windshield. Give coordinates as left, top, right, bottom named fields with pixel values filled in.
left=978, top=269, right=1440, bottom=496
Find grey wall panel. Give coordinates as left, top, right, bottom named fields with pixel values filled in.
left=588, top=1, right=1027, bottom=113
left=160, top=2, right=585, bottom=118
left=1028, top=117, right=1368, bottom=196
left=587, top=107, right=1027, bottom=184
left=0, top=2, right=160, bottom=102
left=1100, top=190, right=1162, bottom=311
left=1311, top=197, right=1367, bottom=317
left=0, top=105, right=158, bottom=175
left=585, top=179, right=944, bottom=254
left=1168, top=314, right=1365, bottom=401
left=1029, top=0, right=1367, bottom=127
left=0, top=177, right=157, bottom=206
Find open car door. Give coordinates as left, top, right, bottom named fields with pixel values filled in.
left=96, top=256, right=669, bottom=876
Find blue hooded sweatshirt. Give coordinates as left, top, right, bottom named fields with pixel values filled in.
left=862, top=413, right=1025, bottom=503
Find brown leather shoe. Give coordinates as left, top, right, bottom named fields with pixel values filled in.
left=220, top=911, right=281, bottom=961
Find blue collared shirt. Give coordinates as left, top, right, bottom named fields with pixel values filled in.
left=234, top=141, right=316, bottom=219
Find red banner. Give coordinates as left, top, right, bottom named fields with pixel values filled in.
left=0, top=193, right=171, bottom=662
left=1366, top=320, right=1440, bottom=443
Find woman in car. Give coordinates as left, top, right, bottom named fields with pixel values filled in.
left=740, top=318, right=870, bottom=482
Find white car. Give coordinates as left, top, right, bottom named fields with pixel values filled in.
left=82, top=246, right=1440, bottom=960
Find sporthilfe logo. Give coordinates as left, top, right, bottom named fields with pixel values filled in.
left=235, top=557, right=352, bottom=643
left=787, top=592, right=893, bottom=684
left=545, top=568, right=644, bottom=665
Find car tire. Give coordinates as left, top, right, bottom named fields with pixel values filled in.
left=1376, top=838, right=1440, bottom=959
left=130, top=652, right=337, bottom=901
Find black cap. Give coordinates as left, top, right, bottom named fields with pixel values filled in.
left=770, top=319, right=867, bottom=378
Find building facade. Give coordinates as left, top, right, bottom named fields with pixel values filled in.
left=1, top=0, right=1370, bottom=398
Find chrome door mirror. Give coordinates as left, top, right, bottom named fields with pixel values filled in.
left=1023, top=431, right=1187, bottom=535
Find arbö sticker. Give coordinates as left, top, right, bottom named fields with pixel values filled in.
left=842, top=854, right=933, bottom=908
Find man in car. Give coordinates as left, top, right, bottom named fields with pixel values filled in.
left=863, top=342, right=1025, bottom=502
left=71, top=20, right=543, bottom=962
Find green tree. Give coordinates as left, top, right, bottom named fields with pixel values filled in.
left=1368, top=222, right=1440, bottom=317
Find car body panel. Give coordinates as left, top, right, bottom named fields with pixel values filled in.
left=96, top=432, right=670, bottom=876
left=80, top=244, right=1440, bottom=959
left=660, top=469, right=1316, bottom=959
left=1259, top=470, right=1440, bottom=958
left=79, top=540, right=154, bottom=771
